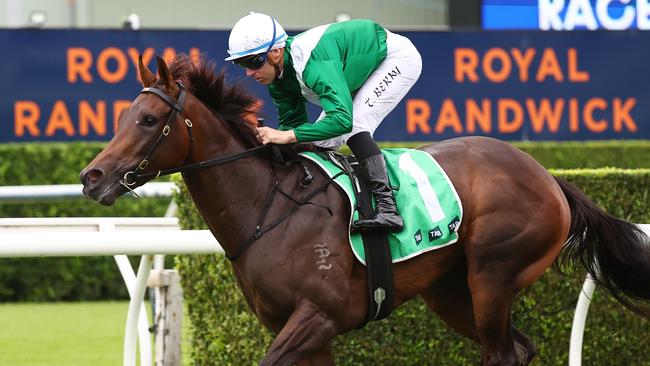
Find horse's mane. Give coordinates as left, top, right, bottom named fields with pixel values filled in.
left=168, top=54, right=260, bottom=147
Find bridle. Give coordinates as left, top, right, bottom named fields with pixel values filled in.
left=120, top=81, right=269, bottom=194
left=120, top=81, right=193, bottom=189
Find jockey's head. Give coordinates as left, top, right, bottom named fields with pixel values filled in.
left=225, top=12, right=287, bottom=84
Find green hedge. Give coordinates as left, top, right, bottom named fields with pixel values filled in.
left=515, top=140, right=650, bottom=169
left=174, top=169, right=650, bottom=365
left=377, top=140, right=650, bottom=169
left=0, top=143, right=171, bottom=301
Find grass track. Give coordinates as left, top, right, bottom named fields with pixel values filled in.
left=0, top=301, right=193, bottom=366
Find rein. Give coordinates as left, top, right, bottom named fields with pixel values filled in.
left=135, top=144, right=270, bottom=180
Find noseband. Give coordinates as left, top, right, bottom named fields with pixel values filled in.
left=121, top=81, right=269, bottom=191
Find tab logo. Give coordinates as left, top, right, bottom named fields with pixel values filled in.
left=414, top=229, right=423, bottom=245
left=428, top=226, right=443, bottom=242
left=448, top=216, right=461, bottom=233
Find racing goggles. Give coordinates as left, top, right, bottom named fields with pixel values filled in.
left=233, top=53, right=268, bottom=70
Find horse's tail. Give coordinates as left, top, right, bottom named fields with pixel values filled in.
left=553, top=176, right=650, bottom=316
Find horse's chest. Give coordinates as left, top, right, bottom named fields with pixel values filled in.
left=241, top=261, right=295, bottom=304
left=236, top=269, right=296, bottom=330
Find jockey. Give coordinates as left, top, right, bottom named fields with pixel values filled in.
left=225, top=12, right=422, bottom=232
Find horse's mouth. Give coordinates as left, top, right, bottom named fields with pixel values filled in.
left=81, top=163, right=152, bottom=205
left=83, top=180, right=128, bottom=206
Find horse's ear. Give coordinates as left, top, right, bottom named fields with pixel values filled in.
left=138, top=54, right=156, bottom=87
left=156, top=56, right=174, bottom=89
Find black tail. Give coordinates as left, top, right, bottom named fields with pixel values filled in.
left=554, top=176, right=650, bottom=316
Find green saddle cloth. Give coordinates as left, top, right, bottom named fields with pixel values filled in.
left=300, top=148, right=463, bottom=264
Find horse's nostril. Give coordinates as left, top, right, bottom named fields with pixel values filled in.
left=83, top=168, right=104, bottom=185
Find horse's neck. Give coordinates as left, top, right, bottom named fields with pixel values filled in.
left=180, top=103, right=276, bottom=255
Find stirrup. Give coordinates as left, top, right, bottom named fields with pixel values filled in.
left=352, top=214, right=404, bottom=233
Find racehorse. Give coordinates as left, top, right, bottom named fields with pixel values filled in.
left=80, top=55, right=650, bottom=366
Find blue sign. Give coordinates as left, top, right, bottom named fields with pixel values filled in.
left=483, top=0, right=650, bottom=30
left=0, top=29, right=648, bottom=143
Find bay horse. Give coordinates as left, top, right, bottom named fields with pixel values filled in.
left=80, top=55, right=650, bottom=366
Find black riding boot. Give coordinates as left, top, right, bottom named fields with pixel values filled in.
left=352, top=154, right=404, bottom=232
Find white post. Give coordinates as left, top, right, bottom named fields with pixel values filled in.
left=569, top=274, right=596, bottom=366
left=115, top=255, right=154, bottom=366
left=568, top=225, right=650, bottom=365
left=149, top=270, right=183, bottom=366
left=100, top=220, right=152, bottom=366
left=124, top=255, right=154, bottom=366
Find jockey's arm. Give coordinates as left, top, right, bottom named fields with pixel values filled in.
left=291, top=62, right=353, bottom=143
left=264, top=61, right=353, bottom=145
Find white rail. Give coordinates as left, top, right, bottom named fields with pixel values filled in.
left=0, top=217, right=179, bottom=232
left=0, top=182, right=175, bottom=202
left=0, top=217, right=222, bottom=366
left=0, top=229, right=219, bottom=257
left=568, top=224, right=650, bottom=366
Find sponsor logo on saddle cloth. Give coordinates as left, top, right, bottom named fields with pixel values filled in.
left=300, top=149, right=463, bottom=264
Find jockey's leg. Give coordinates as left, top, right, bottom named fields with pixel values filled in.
left=334, top=30, right=421, bottom=232
left=348, top=132, right=403, bottom=232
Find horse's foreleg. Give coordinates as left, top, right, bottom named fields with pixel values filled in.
left=260, top=299, right=337, bottom=366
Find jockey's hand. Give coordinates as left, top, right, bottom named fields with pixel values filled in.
left=256, top=127, right=297, bottom=145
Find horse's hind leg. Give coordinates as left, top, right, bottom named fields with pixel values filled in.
left=421, top=257, right=479, bottom=342
left=423, top=256, right=537, bottom=365
left=513, top=327, right=537, bottom=364
left=465, top=229, right=554, bottom=366
left=467, top=272, right=521, bottom=366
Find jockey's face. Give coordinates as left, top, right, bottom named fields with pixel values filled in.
left=242, top=48, right=283, bottom=85
left=244, top=59, right=275, bottom=85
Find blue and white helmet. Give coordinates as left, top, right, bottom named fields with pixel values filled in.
left=225, top=12, right=288, bottom=61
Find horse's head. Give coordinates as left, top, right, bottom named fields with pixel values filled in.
left=80, top=56, right=194, bottom=205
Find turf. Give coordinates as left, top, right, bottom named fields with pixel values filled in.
left=0, top=301, right=161, bottom=366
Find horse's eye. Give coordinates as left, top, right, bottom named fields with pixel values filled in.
left=142, top=115, right=158, bottom=127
